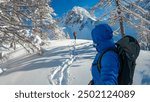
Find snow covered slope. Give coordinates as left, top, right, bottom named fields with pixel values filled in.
left=0, top=39, right=150, bottom=85
left=60, top=6, right=97, bottom=40
left=134, top=50, right=150, bottom=84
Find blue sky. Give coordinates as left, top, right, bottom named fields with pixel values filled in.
left=50, top=0, right=99, bottom=17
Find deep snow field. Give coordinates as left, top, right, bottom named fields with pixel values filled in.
left=0, top=39, right=150, bottom=85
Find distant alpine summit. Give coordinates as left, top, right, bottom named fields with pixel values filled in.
left=60, top=6, right=98, bottom=40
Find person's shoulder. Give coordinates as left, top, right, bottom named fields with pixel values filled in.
left=101, top=50, right=119, bottom=68
left=102, top=50, right=119, bottom=61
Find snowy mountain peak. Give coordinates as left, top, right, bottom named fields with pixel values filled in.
left=61, top=6, right=96, bottom=26
left=60, top=6, right=98, bottom=40
left=72, top=6, right=96, bottom=21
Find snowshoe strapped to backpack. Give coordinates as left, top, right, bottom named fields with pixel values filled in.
left=97, top=35, right=140, bottom=85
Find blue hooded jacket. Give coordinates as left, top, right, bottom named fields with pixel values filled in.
left=91, top=24, right=120, bottom=85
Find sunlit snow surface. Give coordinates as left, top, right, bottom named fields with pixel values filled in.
left=0, top=40, right=150, bottom=85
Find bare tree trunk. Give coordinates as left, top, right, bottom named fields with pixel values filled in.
left=40, top=12, right=43, bottom=38
left=115, top=0, right=125, bottom=37
left=13, top=0, right=16, bottom=50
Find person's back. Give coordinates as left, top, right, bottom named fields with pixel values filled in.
left=73, top=32, right=77, bottom=40
left=90, top=24, right=120, bottom=85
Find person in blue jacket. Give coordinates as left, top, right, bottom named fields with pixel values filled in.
left=90, top=24, right=120, bottom=85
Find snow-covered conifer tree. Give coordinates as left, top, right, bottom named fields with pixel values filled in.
left=90, top=0, right=150, bottom=50
left=0, top=0, right=66, bottom=54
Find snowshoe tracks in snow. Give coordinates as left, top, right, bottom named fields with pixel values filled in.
left=49, top=41, right=91, bottom=85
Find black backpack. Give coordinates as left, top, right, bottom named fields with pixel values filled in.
left=96, top=35, right=140, bottom=85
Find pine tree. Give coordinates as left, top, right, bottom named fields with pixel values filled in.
left=90, top=0, right=150, bottom=50
left=0, top=0, right=66, bottom=54
left=135, top=0, right=150, bottom=50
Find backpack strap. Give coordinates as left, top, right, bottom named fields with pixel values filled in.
left=97, top=48, right=118, bottom=73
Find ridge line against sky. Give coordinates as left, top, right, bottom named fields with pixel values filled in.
left=50, top=0, right=99, bottom=17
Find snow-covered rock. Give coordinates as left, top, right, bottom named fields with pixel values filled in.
left=60, top=6, right=98, bottom=40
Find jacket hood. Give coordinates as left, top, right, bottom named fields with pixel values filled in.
left=91, top=24, right=113, bottom=44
